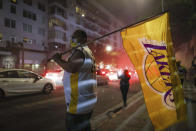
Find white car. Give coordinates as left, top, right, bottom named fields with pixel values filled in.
left=0, top=69, right=56, bottom=98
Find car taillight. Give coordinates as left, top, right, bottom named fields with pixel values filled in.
left=101, top=71, right=106, bottom=75
left=107, top=73, right=118, bottom=81
left=45, top=73, right=59, bottom=81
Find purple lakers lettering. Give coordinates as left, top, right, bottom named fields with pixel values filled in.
left=142, top=43, right=172, bottom=88
left=139, top=38, right=175, bottom=109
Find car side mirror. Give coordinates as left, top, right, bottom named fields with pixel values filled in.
left=33, top=76, right=42, bottom=83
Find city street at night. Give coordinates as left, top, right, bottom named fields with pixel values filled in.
left=0, top=0, right=196, bottom=131
left=0, top=80, right=142, bottom=131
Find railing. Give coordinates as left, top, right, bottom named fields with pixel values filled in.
left=0, top=41, right=23, bottom=49
left=24, top=43, right=45, bottom=51
left=0, top=41, right=46, bottom=51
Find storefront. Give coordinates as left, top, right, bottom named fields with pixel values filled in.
left=21, top=50, right=47, bottom=75
left=0, top=51, right=15, bottom=68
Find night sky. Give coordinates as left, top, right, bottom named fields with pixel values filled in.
left=95, top=0, right=162, bottom=25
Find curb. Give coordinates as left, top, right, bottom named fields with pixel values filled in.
left=91, top=91, right=143, bottom=130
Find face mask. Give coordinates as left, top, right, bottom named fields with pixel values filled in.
left=71, top=38, right=80, bottom=47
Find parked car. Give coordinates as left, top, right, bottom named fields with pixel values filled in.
left=96, top=69, right=109, bottom=86
left=96, top=69, right=110, bottom=77
left=96, top=75, right=109, bottom=86
left=0, top=69, right=56, bottom=98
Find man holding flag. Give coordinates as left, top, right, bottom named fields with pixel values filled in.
left=52, top=30, right=97, bottom=131
left=49, top=11, right=186, bottom=131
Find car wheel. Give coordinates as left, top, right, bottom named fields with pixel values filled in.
left=0, top=89, right=5, bottom=99
left=43, top=84, right=53, bottom=94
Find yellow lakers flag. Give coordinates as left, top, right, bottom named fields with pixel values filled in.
left=121, top=12, right=186, bottom=130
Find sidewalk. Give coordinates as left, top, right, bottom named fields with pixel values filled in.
left=91, top=91, right=154, bottom=131
left=91, top=81, right=196, bottom=131
left=183, top=80, right=196, bottom=102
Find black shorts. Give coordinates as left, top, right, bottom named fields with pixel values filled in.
left=65, top=111, right=92, bottom=131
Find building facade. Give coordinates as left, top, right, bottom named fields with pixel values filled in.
left=0, top=0, right=48, bottom=73
left=0, top=0, right=124, bottom=73
left=48, top=0, right=124, bottom=67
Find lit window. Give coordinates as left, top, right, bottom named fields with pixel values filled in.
left=23, top=37, right=33, bottom=44
left=75, top=6, right=86, bottom=17
left=10, top=0, right=17, bottom=4
left=76, top=6, right=79, bottom=13
left=23, top=37, right=28, bottom=43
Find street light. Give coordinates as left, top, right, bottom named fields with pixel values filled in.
left=105, top=45, right=113, bottom=52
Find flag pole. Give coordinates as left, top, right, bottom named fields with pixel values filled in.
left=48, top=11, right=168, bottom=60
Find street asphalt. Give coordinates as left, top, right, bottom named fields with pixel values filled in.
left=0, top=80, right=195, bottom=131
left=0, top=80, right=141, bottom=131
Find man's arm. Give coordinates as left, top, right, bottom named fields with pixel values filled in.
left=52, top=50, right=85, bottom=73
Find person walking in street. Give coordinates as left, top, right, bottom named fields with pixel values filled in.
left=176, top=61, right=187, bottom=86
left=118, top=69, right=131, bottom=107
left=52, top=30, right=97, bottom=131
